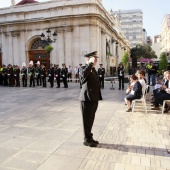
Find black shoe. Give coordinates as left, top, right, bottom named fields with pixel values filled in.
left=56, top=86, right=60, bottom=88
left=118, top=88, right=121, bottom=90
left=92, top=139, right=99, bottom=144
left=126, top=108, right=132, bottom=112
left=122, top=89, right=124, bottom=90
left=83, top=141, right=97, bottom=147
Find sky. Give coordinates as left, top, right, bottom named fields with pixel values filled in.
left=0, top=0, right=169, bottom=37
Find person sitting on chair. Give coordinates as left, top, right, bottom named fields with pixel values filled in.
left=124, top=74, right=142, bottom=112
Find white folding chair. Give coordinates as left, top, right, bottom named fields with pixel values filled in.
left=162, top=100, right=170, bottom=114
left=132, top=85, right=148, bottom=113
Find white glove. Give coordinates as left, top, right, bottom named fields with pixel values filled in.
left=88, top=57, right=95, bottom=64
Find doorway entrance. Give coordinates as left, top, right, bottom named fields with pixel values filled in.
left=29, top=50, right=49, bottom=69
left=29, top=38, right=49, bottom=70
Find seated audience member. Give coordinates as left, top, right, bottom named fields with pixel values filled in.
left=154, top=78, right=162, bottom=90
left=138, top=70, right=147, bottom=87
left=124, top=74, right=142, bottom=112
left=152, top=71, right=170, bottom=113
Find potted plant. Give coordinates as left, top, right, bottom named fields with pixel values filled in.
left=45, top=45, right=53, bottom=53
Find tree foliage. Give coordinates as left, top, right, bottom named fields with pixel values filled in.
left=130, top=43, right=157, bottom=68
left=159, top=52, right=168, bottom=72
left=121, top=52, right=129, bottom=73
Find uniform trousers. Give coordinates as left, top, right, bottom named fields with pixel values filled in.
left=56, top=77, right=60, bottom=87
left=80, top=101, right=98, bottom=141
left=37, top=74, right=41, bottom=86
left=99, top=77, right=104, bottom=88
left=22, top=75, right=27, bottom=87
left=118, top=76, right=124, bottom=89
left=30, top=75, right=35, bottom=87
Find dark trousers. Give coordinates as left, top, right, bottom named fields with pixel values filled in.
left=80, top=101, right=98, bottom=141
left=30, top=75, right=35, bottom=87
left=14, top=76, right=20, bottom=87
left=56, top=77, right=60, bottom=87
left=68, top=73, right=72, bottom=82
left=148, top=75, right=151, bottom=85
left=49, top=76, right=54, bottom=87
left=63, top=77, right=68, bottom=87
left=37, top=74, right=41, bottom=86
left=99, top=77, right=104, bottom=88
left=8, top=76, right=13, bottom=87
left=3, top=76, right=8, bottom=86
left=22, top=75, right=27, bottom=87
left=0, top=74, right=3, bottom=85
left=118, top=76, right=124, bottom=89
left=155, top=93, right=170, bottom=108
left=42, top=77, right=46, bottom=87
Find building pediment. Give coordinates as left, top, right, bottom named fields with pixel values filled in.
left=16, top=0, right=38, bottom=6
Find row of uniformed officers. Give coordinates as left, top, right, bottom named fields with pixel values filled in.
left=0, top=61, right=69, bottom=88
left=0, top=61, right=106, bottom=88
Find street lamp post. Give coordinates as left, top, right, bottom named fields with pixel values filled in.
left=40, top=29, right=57, bottom=44
left=40, top=29, right=57, bottom=69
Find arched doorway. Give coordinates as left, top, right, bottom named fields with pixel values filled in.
left=29, top=38, right=49, bottom=70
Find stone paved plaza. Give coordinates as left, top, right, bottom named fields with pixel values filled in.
left=0, top=81, right=170, bottom=170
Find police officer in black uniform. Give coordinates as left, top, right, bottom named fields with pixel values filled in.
left=21, top=62, right=27, bottom=87
left=48, top=64, right=54, bottom=88
left=98, top=64, right=105, bottom=89
left=79, top=51, right=102, bottom=147
left=117, top=63, right=125, bottom=90
left=36, top=61, right=42, bottom=86
left=28, top=61, right=35, bottom=87
left=61, top=63, right=68, bottom=88
left=41, top=64, right=46, bottom=87
left=55, top=64, right=61, bottom=88
left=7, top=64, right=14, bottom=87
left=13, top=65, right=20, bottom=87
left=0, top=65, right=3, bottom=86
left=2, top=65, right=8, bottom=86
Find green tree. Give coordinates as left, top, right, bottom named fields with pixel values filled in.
left=130, top=43, right=157, bottom=68
left=121, top=52, right=129, bottom=73
left=159, top=52, right=168, bottom=73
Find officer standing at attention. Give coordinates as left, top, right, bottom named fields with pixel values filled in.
left=98, top=64, right=105, bottom=89
left=79, top=51, right=102, bottom=147
left=48, top=64, right=54, bottom=88
left=41, top=64, right=46, bottom=87
left=7, top=64, right=14, bottom=87
left=2, top=65, right=8, bottom=86
left=28, top=61, right=35, bottom=87
left=55, top=64, right=61, bottom=88
left=21, top=62, right=27, bottom=87
left=36, top=61, right=41, bottom=86
left=117, top=63, right=125, bottom=90
left=61, top=63, right=68, bottom=88
left=0, top=65, right=3, bottom=86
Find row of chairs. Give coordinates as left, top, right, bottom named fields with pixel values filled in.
left=131, top=85, right=170, bottom=114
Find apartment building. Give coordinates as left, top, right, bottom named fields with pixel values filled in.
left=112, top=9, right=144, bottom=48
left=152, top=35, right=161, bottom=58
left=161, top=14, right=170, bottom=59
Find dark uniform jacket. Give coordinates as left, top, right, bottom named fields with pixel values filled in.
left=28, top=67, right=35, bottom=77
left=7, top=67, right=13, bottom=77
left=117, top=67, right=124, bottom=77
left=13, top=68, right=20, bottom=78
left=21, top=68, right=27, bottom=77
left=48, top=67, right=54, bottom=77
left=98, top=68, right=105, bottom=78
left=55, top=68, right=61, bottom=77
left=61, top=68, right=68, bottom=78
left=41, top=68, right=46, bottom=77
left=79, top=63, right=102, bottom=101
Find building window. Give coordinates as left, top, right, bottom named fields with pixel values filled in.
left=133, top=35, right=136, bottom=39
left=133, top=19, right=136, bottom=22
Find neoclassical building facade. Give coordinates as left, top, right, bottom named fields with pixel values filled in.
left=0, top=0, right=130, bottom=72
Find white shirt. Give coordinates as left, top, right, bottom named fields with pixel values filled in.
left=68, top=67, right=72, bottom=73
left=138, top=78, right=146, bottom=88
left=74, top=67, right=78, bottom=74
left=154, top=84, right=162, bottom=90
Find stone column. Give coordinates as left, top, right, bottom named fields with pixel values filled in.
left=8, top=34, right=13, bottom=64
left=11, top=31, right=20, bottom=65
left=64, top=27, right=73, bottom=67
left=101, top=29, right=106, bottom=69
